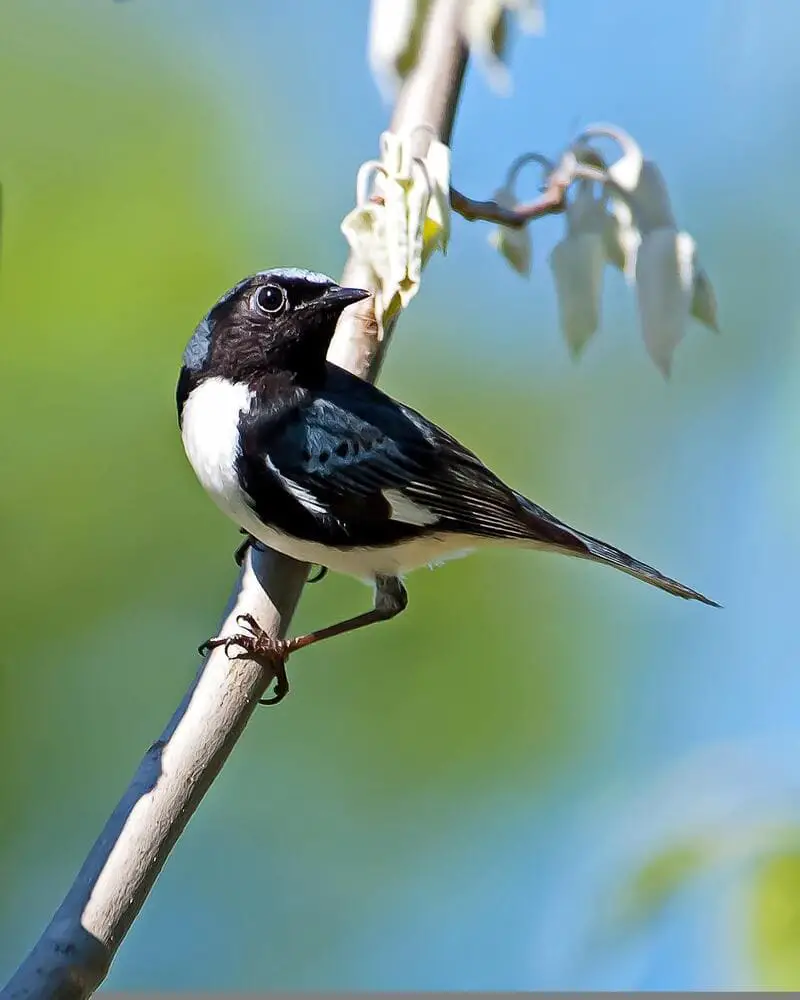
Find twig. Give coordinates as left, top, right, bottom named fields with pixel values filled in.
left=0, top=2, right=468, bottom=998
left=450, top=183, right=566, bottom=228
left=450, top=152, right=616, bottom=230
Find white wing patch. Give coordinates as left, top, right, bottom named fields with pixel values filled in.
left=383, top=488, right=438, bottom=526
left=266, top=457, right=328, bottom=516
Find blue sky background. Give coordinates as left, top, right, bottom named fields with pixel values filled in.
left=2, top=0, right=800, bottom=990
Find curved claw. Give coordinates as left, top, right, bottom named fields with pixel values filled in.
left=235, top=613, right=260, bottom=635
left=198, top=636, right=225, bottom=656
left=258, top=666, right=290, bottom=706
left=224, top=636, right=245, bottom=659
left=307, top=565, right=328, bottom=584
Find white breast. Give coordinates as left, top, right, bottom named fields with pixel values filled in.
left=181, top=377, right=255, bottom=525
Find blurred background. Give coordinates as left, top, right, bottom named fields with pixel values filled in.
left=1, top=0, right=799, bottom=990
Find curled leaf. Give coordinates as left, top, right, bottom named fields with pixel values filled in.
left=567, top=124, right=719, bottom=370
left=341, top=129, right=451, bottom=328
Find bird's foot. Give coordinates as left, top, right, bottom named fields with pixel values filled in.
left=234, top=533, right=326, bottom=586
left=198, top=613, right=293, bottom=705
left=234, top=531, right=264, bottom=566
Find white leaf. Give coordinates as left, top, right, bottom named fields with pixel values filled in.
left=368, top=0, right=427, bottom=101
left=549, top=232, right=606, bottom=357
left=379, top=130, right=415, bottom=182
left=598, top=124, right=644, bottom=193
left=462, top=0, right=511, bottom=94
left=422, top=138, right=452, bottom=254
left=691, top=266, right=720, bottom=333
left=580, top=123, right=674, bottom=235
left=566, top=179, right=609, bottom=235
left=340, top=201, right=388, bottom=278
left=635, top=228, right=696, bottom=377
left=488, top=184, right=531, bottom=275
left=341, top=130, right=452, bottom=328
left=625, top=160, right=676, bottom=235
left=506, top=0, right=545, bottom=33
left=603, top=195, right=641, bottom=280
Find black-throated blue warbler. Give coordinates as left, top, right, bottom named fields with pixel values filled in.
left=178, top=267, right=717, bottom=703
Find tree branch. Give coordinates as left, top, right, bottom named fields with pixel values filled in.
left=0, top=2, right=468, bottom=998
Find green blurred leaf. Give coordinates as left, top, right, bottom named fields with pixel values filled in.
left=614, top=839, right=713, bottom=928
left=751, top=849, right=800, bottom=989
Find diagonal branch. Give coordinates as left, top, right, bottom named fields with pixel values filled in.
left=0, top=2, right=468, bottom=998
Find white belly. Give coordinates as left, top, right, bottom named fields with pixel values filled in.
left=181, top=376, right=480, bottom=580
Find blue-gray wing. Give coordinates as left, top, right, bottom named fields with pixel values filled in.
left=238, top=368, right=565, bottom=549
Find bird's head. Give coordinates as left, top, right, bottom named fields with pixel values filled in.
left=182, top=267, right=370, bottom=383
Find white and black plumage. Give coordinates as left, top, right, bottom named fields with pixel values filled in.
left=178, top=267, right=718, bottom=703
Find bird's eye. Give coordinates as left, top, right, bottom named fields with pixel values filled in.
left=253, top=283, right=287, bottom=315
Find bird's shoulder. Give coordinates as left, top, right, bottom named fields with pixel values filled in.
left=241, top=363, right=435, bottom=458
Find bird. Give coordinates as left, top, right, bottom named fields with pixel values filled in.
left=177, top=267, right=718, bottom=704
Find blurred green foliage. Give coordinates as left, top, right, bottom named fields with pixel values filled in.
left=751, top=849, right=800, bottom=989
left=613, top=839, right=713, bottom=929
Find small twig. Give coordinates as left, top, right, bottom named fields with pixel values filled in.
left=450, top=183, right=567, bottom=229
left=450, top=148, right=618, bottom=230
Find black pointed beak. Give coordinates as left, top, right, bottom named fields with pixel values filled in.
left=319, top=284, right=371, bottom=310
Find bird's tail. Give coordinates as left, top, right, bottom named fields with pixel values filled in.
left=513, top=492, right=719, bottom=607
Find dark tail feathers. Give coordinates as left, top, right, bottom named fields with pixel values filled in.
left=515, top=493, right=719, bottom=607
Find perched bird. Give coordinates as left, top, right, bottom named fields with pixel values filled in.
left=178, top=267, right=718, bottom=703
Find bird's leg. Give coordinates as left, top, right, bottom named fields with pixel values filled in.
left=197, top=575, right=408, bottom=706
left=285, top=574, right=408, bottom=653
